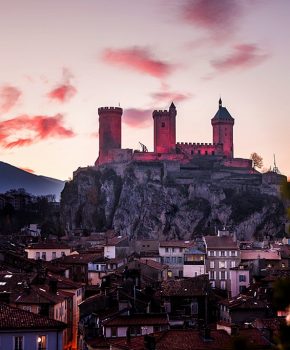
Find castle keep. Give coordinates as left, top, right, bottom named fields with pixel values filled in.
left=95, top=99, right=252, bottom=170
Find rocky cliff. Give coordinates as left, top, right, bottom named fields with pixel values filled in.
left=60, top=162, right=287, bottom=240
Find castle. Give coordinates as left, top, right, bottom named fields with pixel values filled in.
left=95, top=99, right=252, bottom=171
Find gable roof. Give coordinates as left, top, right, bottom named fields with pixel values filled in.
left=203, top=236, right=238, bottom=250
left=0, top=302, right=66, bottom=330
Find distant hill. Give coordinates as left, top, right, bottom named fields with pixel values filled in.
left=0, top=161, right=65, bottom=200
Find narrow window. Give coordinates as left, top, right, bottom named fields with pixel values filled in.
left=14, top=336, right=23, bottom=350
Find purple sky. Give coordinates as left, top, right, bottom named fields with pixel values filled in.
left=0, top=0, right=289, bottom=179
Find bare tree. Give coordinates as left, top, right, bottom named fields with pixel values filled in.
left=250, top=152, right=263, bottom=169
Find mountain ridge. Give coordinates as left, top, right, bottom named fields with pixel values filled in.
left=0, top=161, right=65, bottom=199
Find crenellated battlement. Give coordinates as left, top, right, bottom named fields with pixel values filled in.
left=152, top=109, right=169, bottom=117
left=176, top=142, right=217, bottom=147
left=98, top=107, right=123, bottom=115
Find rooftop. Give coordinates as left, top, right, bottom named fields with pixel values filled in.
left=0, top=302, right=66, bottom=330
left=203, top=236, right=238, bottom=250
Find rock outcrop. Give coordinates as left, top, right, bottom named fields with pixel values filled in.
left=60, top=161, right=287, bottom=240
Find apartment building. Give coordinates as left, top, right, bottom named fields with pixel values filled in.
left=203, top=231, right=240, bottom=291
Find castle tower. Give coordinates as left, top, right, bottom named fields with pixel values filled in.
left=211, top=98, right=234, bottom=158
left=153, top=102, right=176, bottom=154
left=96, top=107, right=122, bottom=165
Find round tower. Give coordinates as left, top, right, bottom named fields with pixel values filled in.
left=211, top=98, right=234, bottom=158
left=96, top=107, right=122, bottom=165
left=153, top=102, right=176, bottom=154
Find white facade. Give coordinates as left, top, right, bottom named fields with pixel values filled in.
left=25, top=247, right=71, bottom=261
left=104, top=245, right=116, bottom=259
left=229, top=267, right=250, bottom=297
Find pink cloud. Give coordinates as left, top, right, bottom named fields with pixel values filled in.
left=211, top=44, right=268, bottom=71
left=47, top=68, right=77, bottom=102
left=102, top=47, right=178, bottom=78
left=123, top=108, right=152, bottom=128
left=0, top=114, right=75, bottom=149
left=0, top=85, right=21, bottom=114
left=182, top=0, right=242, bottom=40
left=151, top=90, right=192, bottom=104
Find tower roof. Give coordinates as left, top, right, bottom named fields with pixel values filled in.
left=212, top=98, right=234, bottom=122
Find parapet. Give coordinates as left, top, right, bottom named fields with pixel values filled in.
left=152, top=109, right=169, bottom=118
left=98, top=107, right=123, bottom=115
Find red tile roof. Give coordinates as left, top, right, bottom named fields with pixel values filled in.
left=110, top=329, right=232, bottom=350
left=26, top=242, right=70, bottom=250
left=139, top=258, right=168, bottom=271
left=158, top=275, right=209, bottom=297
left=0, top=302, right=66, bottom=330
left=104, top=314, right=169, bottom=327
left=159, top=241, right=193, bottom=248
left=203, top=236, right=238, bottom=250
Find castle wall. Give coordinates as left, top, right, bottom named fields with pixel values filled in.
left=176, top=142, right=223, bottom=157
left=223, top=158, right=252, bottom=169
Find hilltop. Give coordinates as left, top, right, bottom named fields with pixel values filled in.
left=0, top=161, right=65, bottom=199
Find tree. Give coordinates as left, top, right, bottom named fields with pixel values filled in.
left=250, top=152, right=263, bottom=169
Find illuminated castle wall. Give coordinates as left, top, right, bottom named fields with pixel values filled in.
left=95, top=99, right=251, bottom=168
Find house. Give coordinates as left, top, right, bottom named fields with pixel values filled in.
left=240, top=249, right=282, bottom=276
left=104, top=236, right=130, bottom=259
left=229, top=265, right=251, bottom=297
left=218, top=295, right=271, bottom=325
left=53, top=253, right=103, bottom=284
left=103, top=313, right=169, bottom=338
left=183, top=248, right=206, bottom=278
left=159, top=241, right=194, bottom=277
left=157, top=275, right=211, bottom=327
left=203, top=231, right=240, bottom=290
left=25, top=242, right=71, bottom=261
left=0, top=302, right=66, bottom=350
left=0, top=269, right=82, bottom=350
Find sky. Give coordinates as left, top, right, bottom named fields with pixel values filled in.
left=0, top=0, right=289, bottom=180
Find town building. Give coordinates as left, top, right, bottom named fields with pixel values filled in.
left=203, top=230, right=240, bottom=291
left=0, top=303, right=66, bottom=350
left=25, top=242, right=71, bottom=261
left=159, top=240, right=193, bottom=277
left=183, top=248, right=206, bottom=278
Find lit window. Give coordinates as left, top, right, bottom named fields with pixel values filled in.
left=219, top=261, right=226, bottom=269
left=14, top=336, right=23, bottom=350
left=0, top=282, right=6, bottom=285
left=4, top=274, right=12, bottom=278
left=37, top=335, right=46, bottom=350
